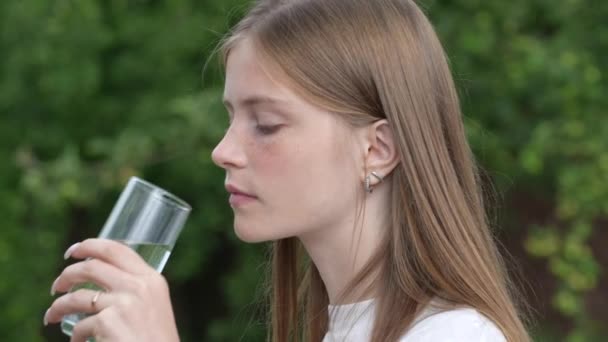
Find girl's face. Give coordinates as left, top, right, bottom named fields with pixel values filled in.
left=212, top=38, right=363, bottom=243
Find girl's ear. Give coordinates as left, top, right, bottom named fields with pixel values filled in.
left=360, top=119, right=400, bottom=184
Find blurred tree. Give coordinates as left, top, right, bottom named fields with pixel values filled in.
left=0, top=1, right=265, bottom=341
left=427, top=0, right=607, bottom=340
left=0, top=0, right=605, bottom=341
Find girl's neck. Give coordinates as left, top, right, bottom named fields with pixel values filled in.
left=298, top=187, right=390, bottom=304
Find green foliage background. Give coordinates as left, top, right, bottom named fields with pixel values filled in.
left=0, top=0, right=605, bottom=341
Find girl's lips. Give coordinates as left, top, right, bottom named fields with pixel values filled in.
left=225, top=183, right=254, bottom=196
left=225, top=183, right=257, bottom=207
left=229, top=192, right=257, bottom=207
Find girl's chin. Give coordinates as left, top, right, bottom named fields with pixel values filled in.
left=234, top=224, right=271, bottom=243
left=233, top=222, right=294, bottom=243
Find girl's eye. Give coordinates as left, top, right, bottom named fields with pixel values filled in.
left=256, top=124, right=281, bottom=135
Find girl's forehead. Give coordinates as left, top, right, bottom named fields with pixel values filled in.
left=224, top=41, right=287, bottom=94
left=224, top=56, right=310, bottom=113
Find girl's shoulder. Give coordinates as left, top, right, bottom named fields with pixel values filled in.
left=400, top=306, right=507, bottom=342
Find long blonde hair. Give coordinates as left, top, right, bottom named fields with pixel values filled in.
left=218, top=0, right=531, bottom=341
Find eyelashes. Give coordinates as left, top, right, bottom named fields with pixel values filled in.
left=221, top=111, right=283, bottom=136
left=221, top=123, right=282, bottom=137
left=255, top=124, right=281, bottom=135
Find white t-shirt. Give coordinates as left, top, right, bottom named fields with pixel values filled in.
left=322, top=298, right=507, bottom=341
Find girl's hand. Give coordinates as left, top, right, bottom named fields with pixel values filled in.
left=44, top=238, right=180, bottom=342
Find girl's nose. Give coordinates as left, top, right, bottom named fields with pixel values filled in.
left=211, top=125, right=247, bottom=169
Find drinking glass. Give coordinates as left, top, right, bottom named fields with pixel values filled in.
left=60, top=177, right=191, bottom=339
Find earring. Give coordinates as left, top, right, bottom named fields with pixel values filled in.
left=364, top=172, right=383, bottom=193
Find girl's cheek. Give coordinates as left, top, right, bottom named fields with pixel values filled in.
left=248, top=135, right=285, bottom=174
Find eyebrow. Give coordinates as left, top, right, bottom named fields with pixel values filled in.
left=222, top=95, right=287, bottom=110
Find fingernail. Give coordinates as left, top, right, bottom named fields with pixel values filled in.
left=50, top=277, right=59, bottom=296
left=64, top=242, right=81, bottom=260
left=43, top=309, right=49, bottom=326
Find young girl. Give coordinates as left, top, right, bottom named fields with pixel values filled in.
left=44, top=0, right=531, bottom=341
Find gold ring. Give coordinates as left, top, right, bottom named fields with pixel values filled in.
left=91, top=291, right=102, bottom=309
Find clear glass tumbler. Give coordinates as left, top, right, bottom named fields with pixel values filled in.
left=60, top=177, right=191, bottom=339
